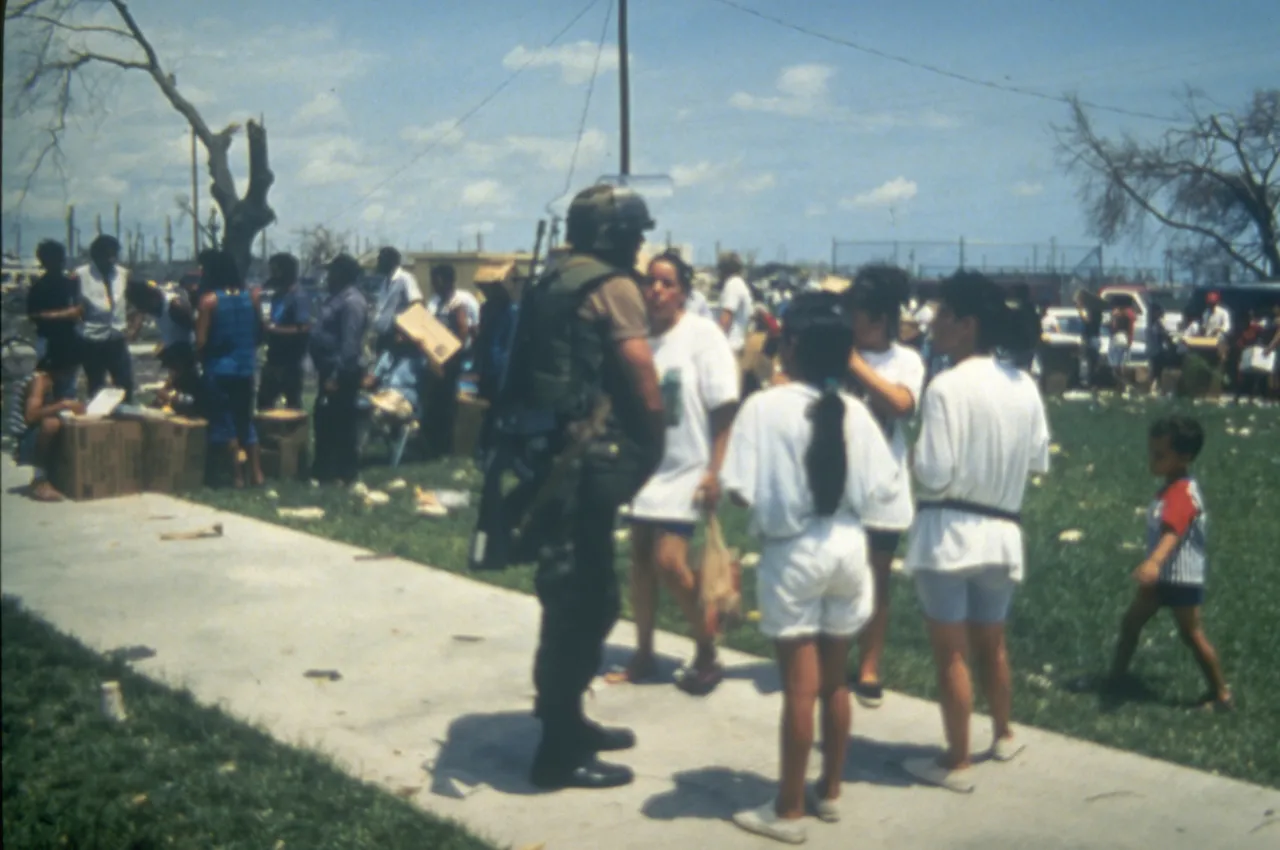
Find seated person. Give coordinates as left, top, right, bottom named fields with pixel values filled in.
left=360, top=330, right=428, bottom=430
left=7, top=350, right=85, bottom=502
left=153, top=342, right=204, bottom=419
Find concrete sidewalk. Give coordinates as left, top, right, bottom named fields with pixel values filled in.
left=2, top=458, right=1276, bottom=850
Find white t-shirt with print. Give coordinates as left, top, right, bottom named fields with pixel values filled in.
left=720, top=382, right=903, bottom=541
left=630, top=313, right=741, bottom=524
left=857, top=342, right=926, bottom=531
left=719, top=275, right=754, bottom=353
left=905, top=355, right=1051, bottom=581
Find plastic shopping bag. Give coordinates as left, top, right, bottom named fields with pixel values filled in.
left=698, top=514, right=742, bottom=633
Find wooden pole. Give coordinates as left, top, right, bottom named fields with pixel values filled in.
left=618, top=0, right=631, bottom=177
left=66, top=205, right=75, bottom=256
left=191, top=126, right=200, bottom=258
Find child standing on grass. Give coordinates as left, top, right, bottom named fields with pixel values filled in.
left=721, top=291, right=902, bottom=844
left=1109, top=415, right=1233, bottom=711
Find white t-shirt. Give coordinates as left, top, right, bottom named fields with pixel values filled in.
left=905, top=355, right=1051, bottom=581
left=158, top=293, right=194, bottom=348
left=857, top=342, right=926, bottom=531
left=1203, top=304, right=1231, bottom=339
left=718, top=275, right=753, bottom=353
left=914, top=303, right=936, bottom=336
left=373, top=267, right=423, bottom=335
left=721, top=382, right=903, bottom=541
left=686, top=289, right=713, bottom=321
left=630, top=313, right=741, bottom=524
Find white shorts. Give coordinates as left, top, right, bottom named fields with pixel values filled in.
left=1108, top=340, right=1129, bottom=369
left=756, top=518, right=873, bottom=640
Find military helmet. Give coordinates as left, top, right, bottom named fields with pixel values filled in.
left=566, top=184, right=655, bottom=253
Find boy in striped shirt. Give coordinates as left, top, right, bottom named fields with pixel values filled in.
left=1108, top=416, right=1233, bottom=711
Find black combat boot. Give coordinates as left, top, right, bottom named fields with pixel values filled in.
left=529, top=712, right=634, bottom=790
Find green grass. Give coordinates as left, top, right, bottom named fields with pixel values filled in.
left=190, top=396, right=1280, bottom=788
left=0, top=597, right=500, bottom=850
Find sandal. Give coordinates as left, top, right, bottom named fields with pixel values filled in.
left=674, top=660, right=724, bottom=696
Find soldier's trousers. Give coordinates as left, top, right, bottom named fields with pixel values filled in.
left=531, top=479, right=622, bottom=763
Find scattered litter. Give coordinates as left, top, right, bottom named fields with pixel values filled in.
left=129, top=793, right=149, bottom=806
left=354, top=553, right=395, bottom=561
left=1063, top=390, right=1091, bottom=401
left=452, top=635, right=484, bottom=643
left=1042, top=663, right=1054, bottom=673
left=1120, top=542, right=1142, bottom=551
left=739, top=552, right=761, bottom=568
left=351, top=482, right=370, bottom=498
left=363, top=490, right=391, bottom=507
left=274, top=841, right=286, bottom=850
left=304, top=669, right=342, bottom=682
left=452, top=469, right=472, bottom=483
left=309, top=479, right=320, bottom=489
left=278, top=507, right=326, bottom=521
left=1049, top=443, right=1063, bottom=455
left=100, top=681, right=128, bottom=722
left=434, top=489, right=471, bottom=509
left=1134, top=506, right=1146, bottom=515
left=1085, top=464, right=1095, bottom=474
left=890, top=557, right=905, bottom=573
left=1238, top=427, right=1252, bottom=437
left=614, top=528, right=630, bottom=542
left=139, top=381, right=166, bottom=393
left=746, top=610, right=762, bottom=623
left=394, top=785, right=421, bottom=799
left=1030, top=476, right=1043, bottom=487
left=413, top=487, right=447, bottom=518
left=1027, top=673, right=1053, bottom=692
left=107, top=645, right=157, bottom=663
left=159, top=523, right=224, bottom=541
left=218, top=761, right=237, bottom=774
left=146, top=515, right=176, bottom=521
left=386, top=478, right=408, bottom=491
left=265, top=489, right=279, bottom=500
left=1058, top=529, right=1084, bottom=543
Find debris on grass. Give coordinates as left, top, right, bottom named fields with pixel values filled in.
left=1120, top=541, right=1142, bottom=551
left=1058, top=529, right=1084, bottom=543
left=218, top=761, right=237, bottom=774
left=1049, top=443, right=1064, bottom=455
left=265, top=489, right=279, bottom=500
left=363, top=490, right=391, bottom=507
left=309, top=479, right=320, bottom=488
left=1031, top=475, right=1043, bottom=487
left=891, top=557, right=905, bottom=573
left=746, top=610, right=762, bottom=623
left=413, top=487, right=447, bottom=518
left=1238, top=427, right=1252, bottom=437
left=277, top=507, right=326, bottom=521
left=100, top=681, right=128, bottom=722
left=614, top=528, right=630, bottom=542
left=435, top=490, right=471, bottom=509
left=1027, top=673, right=1054, bottom=691
left=351, top=482, right=370, bottom=498
left=1085, top=464, right=1095, bottom=474
left=159, top=523, right=224, bottom=541
left=386, top=478, right=408, bottom=491
left=740, top=552, right=761, bottom=568
left=304, top=669, right=342, bottom=682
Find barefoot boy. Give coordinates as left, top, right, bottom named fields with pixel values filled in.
left=1109, top=415, right=1232, bottom=710
left=7, top=351, right=85, bottom=501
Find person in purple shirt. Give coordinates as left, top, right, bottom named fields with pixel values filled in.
left=309, top=254, right=369, bottom=486
left=258, top=252, right=311, bottom=410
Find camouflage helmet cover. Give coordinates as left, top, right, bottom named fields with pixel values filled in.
left=566, top=184, right=656, bottom=253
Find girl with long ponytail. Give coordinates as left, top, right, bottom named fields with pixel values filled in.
left=721, top=291, right=903, bottom=844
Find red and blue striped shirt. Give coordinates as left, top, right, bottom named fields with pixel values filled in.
left=1147, top=476, right=1207, bottom=586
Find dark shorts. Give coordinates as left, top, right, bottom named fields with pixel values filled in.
left=1154, top=582, right=1204, bottom=608
left=866, top=529, right=902, bottom=554
left=626, top=516, right=696, bottom=539
left=205, top=374, right=258, bottom=446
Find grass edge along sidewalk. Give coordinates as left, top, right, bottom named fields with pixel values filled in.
left=1, top=596, right=501, bottom=850
left=189, top=398, right=1280, bottom=790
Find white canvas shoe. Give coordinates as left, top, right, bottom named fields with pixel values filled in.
left=992, top=737, right=1026, bottom=762
left=807, top=783, right=840, bottom=823
left=902, top=756, right=976, bottom=794
left=731, top=802, right=807, bottom=844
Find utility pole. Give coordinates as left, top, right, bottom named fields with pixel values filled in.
left=477, top=232, right=484, bottom=252
left=165, top=215, right=174, bottom=265
left=66, top=205, right=75, bottom=256
left=114, top=203, right=121, bottom=239
left=191, top=126, right=200, bottom=259
left=13, top=220, right=21, bottom=259
left=958, top=236, right=966, bottom=270
left=618, top=0, right=631, bottom=177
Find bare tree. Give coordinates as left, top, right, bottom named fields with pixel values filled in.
left=1057, top=89, right=1280, bottom=282
left=5, top=0, right=275, bottom=276
left=297, top=225, right=351, bottom=274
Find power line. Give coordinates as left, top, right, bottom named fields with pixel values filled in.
left=322, top=0, right=605, bottom=228
left=561, top=0, right=614, bottom=200
left=704, top=0, right=1181, bottom=123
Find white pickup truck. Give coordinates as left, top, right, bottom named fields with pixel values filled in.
left=1093, top=286, right=1186, bottom=363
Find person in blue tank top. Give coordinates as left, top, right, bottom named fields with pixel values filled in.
left=195, top=249, right=264, bottom=488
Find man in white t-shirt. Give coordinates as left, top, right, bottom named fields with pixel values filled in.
left=372, top=246, right=423, bottom=352
left=902, top=271, right=1051, bottom=795
left=616, top=251, right=740, bottom=695
left=1200, top=291, right=1231, bottom=340
left=716, top=252, right=754, bottom=355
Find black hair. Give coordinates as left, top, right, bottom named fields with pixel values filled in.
left=36, top=239, right=66, bottom=271
left=1150, top=415, right=1205, bottom=459
left=847, top=263, right=910, bottom=337
left=651, top=250, right=694, bottom=293
left=378, top=246, right=401, bottom=267
left=431, top=263, right=456, bottom=288
left=200, top=249, right=242, bottom=292
left=269, top=252, right=299, bottom=283
left=718, top=252, right=744, bottom=276
left=783, top=291, right=854, bottom=517
left=89, top=234, right=120, bottom=262
left=36, top=338, right=80, bottom=373
left=938, top=270, right=1039, bottom=356
left=328, top=253, right=362, bottom=287
left=125, top=277, right=162, bottom=312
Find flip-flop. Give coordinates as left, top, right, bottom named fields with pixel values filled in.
left=902, top=756, right=975, bottom=794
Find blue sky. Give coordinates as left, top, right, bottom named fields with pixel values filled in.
left=2, top=0, right=1277, bottom=270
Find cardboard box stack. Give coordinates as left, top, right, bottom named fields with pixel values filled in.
left=396, top=303, right=461, bottom=377
left=141, top=417, right=208, bottom=493
left=52, top=417, right=144, bottom=501
left=256, top=410, right=310, bottom=480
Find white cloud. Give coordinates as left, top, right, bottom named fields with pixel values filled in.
left=840, top=177, right=918, bottom=209
left=671, top=160, right=732, bottom=188
left=465, top=129, right=607, bottom=173
left=400, top=119, right=465, bottom=147
left=805, top=203, right=828, bottom=218
left=293, top=91, right=346, bottom=127
left=1012, top=181, right=1045, bottom=197
left=502, top=41, right=619, bottom=85
left=740, top=173, right=776, bottom=194
left=460, top=179, right=510, bottom=208
left=361, top=203, right=385, bottom=223
left=730, top=64, right=835, bottom=117
left=296, top=136, right=369, bottom=186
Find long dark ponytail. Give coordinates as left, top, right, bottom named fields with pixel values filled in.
left=784, top=292, right=854, bottom=517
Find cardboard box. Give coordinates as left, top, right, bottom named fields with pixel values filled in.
left=256, top=412, right=310, bottom=480
left=260, top=433, right=309, bottom=481
left=396, top=303, right=461, bottom=377
left=52, top=418, right=144, bottom=501
left=141, top=417, right=207, bottom=493
left=453, top=395, right=490, bottom=459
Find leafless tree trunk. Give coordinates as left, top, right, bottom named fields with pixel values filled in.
left=6, top=0, right=275, bottom=277
left=1056, top=90, right=1280, bottom=282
